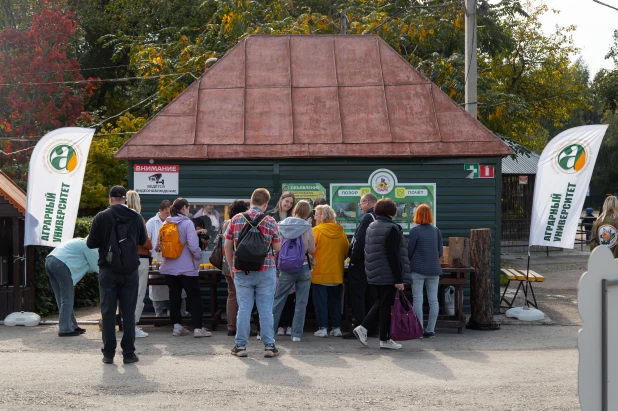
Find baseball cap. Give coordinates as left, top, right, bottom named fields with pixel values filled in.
left=109, top=186, right=127, bottom=199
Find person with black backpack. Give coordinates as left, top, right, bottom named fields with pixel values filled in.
left=224, top=188, right=282, bottom=358
left=87, top=186, right=147, bottom=365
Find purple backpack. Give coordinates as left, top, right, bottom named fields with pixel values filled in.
left=390, top=291, right=423, bottom=341
left=277, top=236, right=305, bottom=273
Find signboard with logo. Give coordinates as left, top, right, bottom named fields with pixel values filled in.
left=133, top=164, right=179, bottom=195
left=25, top=127, right=95, bottom=247
left=281, top=183, right=326, bottom=207
left=330, top=169, right=436, bottom=234
left=464, top=163, right=495, bottom=179
left=519, top=176, right=528, bottom=185
left=529, top=125, right=608, bottom=248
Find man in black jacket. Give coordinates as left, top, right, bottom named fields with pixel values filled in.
left=87, top=186, right=147, bottom=364
left=342, top=193, right=378, bottom=339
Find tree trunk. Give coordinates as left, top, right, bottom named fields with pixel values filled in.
left=469, top=228, right=493, bottom=326
left=448, top=237, right=470, bottom=268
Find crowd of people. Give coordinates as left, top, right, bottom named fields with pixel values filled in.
left=45, top=185, right=445, bottom=364
left=42, top=184, right=618, bottom=364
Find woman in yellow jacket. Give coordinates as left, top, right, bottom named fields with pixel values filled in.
left=312, top=205, right=350, bottom=337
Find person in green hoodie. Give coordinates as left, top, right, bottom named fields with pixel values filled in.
left=312, top=205, right=349, bottom=338
left=590, top=196, right=618, bottom=258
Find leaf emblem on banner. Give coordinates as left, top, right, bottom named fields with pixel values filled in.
left=49, top=145, right=78, bottom=173
left=557, top=144, right=586, bottom=173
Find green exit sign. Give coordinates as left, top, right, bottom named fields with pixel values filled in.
left=464, top=163, right=479, bottom=179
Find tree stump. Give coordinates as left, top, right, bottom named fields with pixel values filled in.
left=448, top=237, right=470, bottom=268
left=468, top=228, right=498, bottom=330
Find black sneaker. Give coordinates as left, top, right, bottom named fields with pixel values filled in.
left=102, top=356, right=114, bottom=364
left=227, top=330, right=236, bottom=336
left=58, top=330, right=80, bottom=337
left=74, top=326, right=86, bottom=334
left=422, top=331, right=435, bottom=339
left=231, top=345, right=248, bottom=357
left=123, top=354, right=139, bottom=364
left=341, top=332, right=356, bottom=340
left=264, top=345, right=279, bottom=358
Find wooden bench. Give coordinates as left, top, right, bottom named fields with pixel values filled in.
left=500, top=268, right=545, bottom=310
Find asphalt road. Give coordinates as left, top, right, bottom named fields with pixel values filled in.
left=0, top=251, right=587, bottom=410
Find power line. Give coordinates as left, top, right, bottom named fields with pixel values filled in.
left=0, top=72, right=198, bottom=87
left=91, top=73, right=187, bottom=128
left=593, top=0, right=618, bottom=12
left=0, top=132, right=138, bottom=141
left=0, top=145, right=34, bottom=156
left=0, top=73, right=188, bottom=151
left=1, top=64, right=132, bottom=77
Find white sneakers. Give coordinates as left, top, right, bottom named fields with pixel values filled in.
left=172, top=326, right=190, bottom=336
left=329, top=327, right=342, bottom=337
left=314, top=327, right=343, bottom=337
left=314, top=328, right=328, bottom=338
left=135, top=326, right=148, bottom=338
left=172, top=325, right=211, bottom=338
left=291, top=337, right=301, bottom=342
left=353, top=325, right=368, bottom=346
left=353, top=326, right=403, bottom=349
left=194, top=328, right=212, bottom=338
left=278, top=327, right=293, bottom=336
left=380, top=339, right=403, bottom=350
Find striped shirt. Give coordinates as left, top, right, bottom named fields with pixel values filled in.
left=224, top=207, right=280, bottom=273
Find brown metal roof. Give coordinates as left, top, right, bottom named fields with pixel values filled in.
left=0, top=171, right=26, bottom=215
left=115, top=35, right=513, bottom=160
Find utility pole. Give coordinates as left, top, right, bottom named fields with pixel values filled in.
left=340, top=10, right=347, bottom=34
left=465, top=0, right=477, bottom=118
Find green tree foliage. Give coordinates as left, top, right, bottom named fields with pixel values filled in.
left=80, top=113, right=146, bottom=212
left=591, top=31, right=618, bottom=199
left=92, top=0, right=589, bottom=153
left=1, top=0, right=599, bottom=208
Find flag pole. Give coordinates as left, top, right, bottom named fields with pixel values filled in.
left=525, top=247, right=531, bottom=307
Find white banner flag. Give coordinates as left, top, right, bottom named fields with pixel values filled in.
left=24, top=127, right=94, bottom=247
left=529, top=125, right=608, bottom=249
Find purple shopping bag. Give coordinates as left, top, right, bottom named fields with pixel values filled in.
left=390, top=290, right=423, bottom=341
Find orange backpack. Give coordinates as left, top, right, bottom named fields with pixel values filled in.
left=159, top=222, right=186, bottom=259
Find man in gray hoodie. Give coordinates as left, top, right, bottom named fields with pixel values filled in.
left=272, top=201, right=316, bottom=341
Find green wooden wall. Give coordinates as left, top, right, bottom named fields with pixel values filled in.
left=130, top=157, right=503, bottom=313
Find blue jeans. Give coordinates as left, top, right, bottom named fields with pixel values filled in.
left=412, top=273, right=440, bottom=333
left=45, top=256, right=77, bottom=333
left=272, top=265, right=312, bottom=337
left=312, top=284, right=343, bottom=329
left=234, top=268, right=276, bottom=347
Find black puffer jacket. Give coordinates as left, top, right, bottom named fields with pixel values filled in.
left=364, top=216, right=411, bottom=285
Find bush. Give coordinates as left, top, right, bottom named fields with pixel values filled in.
left=34, top=216, right=100, bottom=317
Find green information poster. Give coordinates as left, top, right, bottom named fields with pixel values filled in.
left=330, top=169, right=436, bottom=234
left=281, top=182, right=327, bottom=207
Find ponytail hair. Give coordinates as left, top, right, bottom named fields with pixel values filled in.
left=171, top=198, right=189, bottom=217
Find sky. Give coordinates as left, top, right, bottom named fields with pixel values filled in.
left=537, top=0, right=617, bottom=76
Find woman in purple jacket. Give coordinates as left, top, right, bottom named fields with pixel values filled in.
left=158, top=198, right=211, bottom=338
